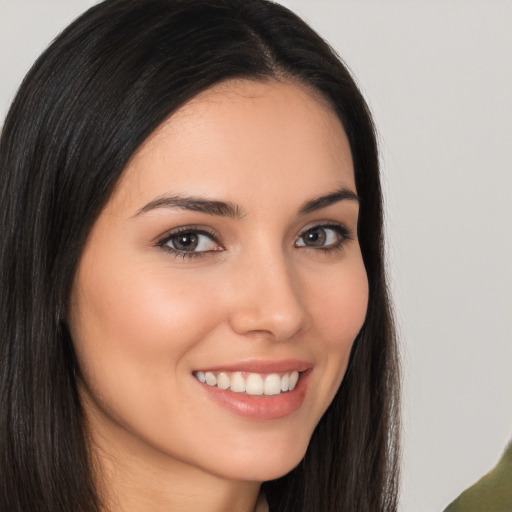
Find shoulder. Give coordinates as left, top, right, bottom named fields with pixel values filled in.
left=443, top=441, right=512, bottom=512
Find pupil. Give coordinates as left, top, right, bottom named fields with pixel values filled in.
left=304, top=228, right=326, bottom=246
left=174, top=232, right=198, bottom=250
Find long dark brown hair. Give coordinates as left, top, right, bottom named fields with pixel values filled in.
left=0, top=1, right=400, bottom=510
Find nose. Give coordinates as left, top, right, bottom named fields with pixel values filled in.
left=227, top=252, right=310, bottom=341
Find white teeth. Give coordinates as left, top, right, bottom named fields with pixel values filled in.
left=263, top=374, right=281, bottom=395
left=289, top=371, right=299, bottom=391
left=194, top=370, right=302, bottom=395
left=230, top=372, right=246, bottom=393
left=204, top=372, right=217, bottom=386
left=280, top=373, right=289, bottom=392
left=217, top=372, right=230, bottom=390
left=246, top=373, right=264, bottom=395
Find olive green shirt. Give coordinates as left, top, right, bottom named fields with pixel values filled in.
left=443, top=441, right=512, bottom=512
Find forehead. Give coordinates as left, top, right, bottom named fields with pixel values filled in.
left=115, top=79, right=355, bottom=212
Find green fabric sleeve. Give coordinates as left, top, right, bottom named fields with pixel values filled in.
left=443, top=441, right=512, bottom=512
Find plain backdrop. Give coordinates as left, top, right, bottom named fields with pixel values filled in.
left=1, top=1, right=511, bottom=511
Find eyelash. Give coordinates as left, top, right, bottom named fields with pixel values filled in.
left=156, top=223, right=353, bottom=260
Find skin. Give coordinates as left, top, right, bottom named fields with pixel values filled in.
left=68, top=79, right=369, bottom=512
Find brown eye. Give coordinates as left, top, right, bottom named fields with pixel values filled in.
left=295, top=225, right=350, bottom=250
left=300, top=227, right=327, bottom=247
left=161, top=230, right=220, bottom=254
left=171, top=232, right=199, bottom=251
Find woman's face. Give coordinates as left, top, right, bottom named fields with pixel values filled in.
left=69, top=79, right=368, bottom=483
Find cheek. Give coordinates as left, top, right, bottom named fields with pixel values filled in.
left=304, top=257, right=369, bottom=397
left=310, top=259, right=369, bottom=346
left=68, top=255, right=230, bottom=444
left=68, top=249, right=230, bottom=410
left=71, top=262, right=218, bottom=355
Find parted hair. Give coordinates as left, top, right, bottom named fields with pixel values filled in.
left=0, top=1, right=400, bottom=511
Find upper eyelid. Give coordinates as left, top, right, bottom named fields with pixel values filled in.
left=296, top=221, right=352, bottom=238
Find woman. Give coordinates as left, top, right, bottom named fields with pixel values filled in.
left=0, top=0, right=400, bottom=511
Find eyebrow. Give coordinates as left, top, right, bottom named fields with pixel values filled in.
left=298, top=187, right=359, bottom=215
left=135, top=187, right=359, bottom=219
left=135, top=195, right=245, bottom=218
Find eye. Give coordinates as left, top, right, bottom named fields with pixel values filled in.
left=295, top=224, right=351, bottom=250
left=158, top=228, right=221, bottom=257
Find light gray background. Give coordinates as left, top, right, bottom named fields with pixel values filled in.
left=1, top=1, right=511, bottom=511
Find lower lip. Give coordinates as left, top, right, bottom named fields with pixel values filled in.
left=196, top=371, right=311, bottom=420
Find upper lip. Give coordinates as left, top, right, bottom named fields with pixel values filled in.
left=194, top=359, right=312, bottom=374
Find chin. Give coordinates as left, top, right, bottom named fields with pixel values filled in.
left=207, top=434, right=310, bottom=483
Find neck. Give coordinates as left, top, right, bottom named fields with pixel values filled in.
left=102, top=467, right=262, bottom=512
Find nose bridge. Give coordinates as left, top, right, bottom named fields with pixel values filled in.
left=228, top=245, right=309, bottom=340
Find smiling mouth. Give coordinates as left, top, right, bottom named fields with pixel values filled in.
left=193, top=370, right=301, bottom=396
